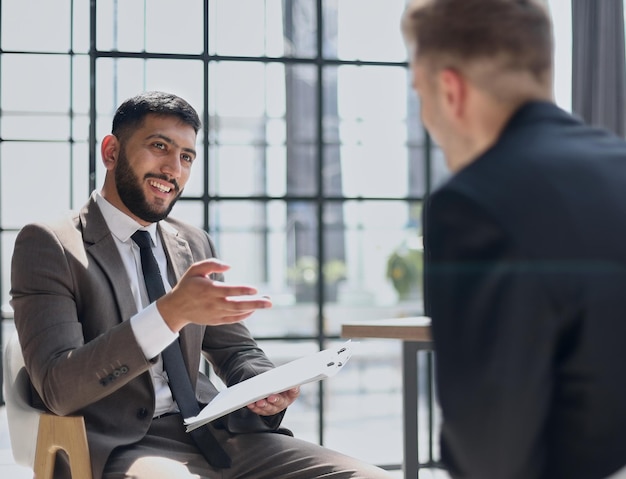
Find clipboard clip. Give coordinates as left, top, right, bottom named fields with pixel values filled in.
left=325, top=340, right=356, bottom=369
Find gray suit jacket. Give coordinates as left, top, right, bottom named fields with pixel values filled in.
left=10, top=193, right=281, bottom=479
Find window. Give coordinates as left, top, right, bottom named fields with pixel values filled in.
left=0, top=0, right=444, bottom=471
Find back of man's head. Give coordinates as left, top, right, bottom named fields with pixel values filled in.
left=402, top=0, right=553, bottom=102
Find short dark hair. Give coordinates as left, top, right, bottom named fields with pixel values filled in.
left=111, top=91, right=201, bottom=142
left=402, top=0, right=552, bottom=80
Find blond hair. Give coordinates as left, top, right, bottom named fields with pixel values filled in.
left=402, top=0, right=553, bottom=102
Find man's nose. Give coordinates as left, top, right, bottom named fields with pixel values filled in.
left=160, top=151, right=182, bottom=178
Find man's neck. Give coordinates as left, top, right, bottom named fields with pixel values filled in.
left=452, top=94, right=551, bottom=172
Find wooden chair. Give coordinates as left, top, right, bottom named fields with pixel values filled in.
left=3, top=332, right=92, bottom=479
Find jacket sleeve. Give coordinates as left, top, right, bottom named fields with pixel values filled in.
left=424, top=189, right=555, bottom=479
left=11, top=222, right=154, bottom=416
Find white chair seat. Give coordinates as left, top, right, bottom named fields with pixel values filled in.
left=3, top=332, right=92, bottom=479
left=3, top=332, right=41, bottom=468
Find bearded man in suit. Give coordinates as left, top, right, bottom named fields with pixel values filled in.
left=10, top=91, right=391, bottom=479
left=402, top=1, right=626, bottom=478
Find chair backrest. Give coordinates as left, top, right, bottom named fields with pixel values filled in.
left=2, top=331, right=42, bottom=468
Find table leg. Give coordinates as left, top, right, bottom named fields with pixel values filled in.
left=0, top=318, right=4, bottom=405
left=403, top=341, right=420, bottom=479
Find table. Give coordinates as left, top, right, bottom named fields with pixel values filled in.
left=341, top=316, right=436, bottom=479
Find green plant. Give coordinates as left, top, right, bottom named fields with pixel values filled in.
left=287, top=256, right=347, bottom=285
left=386, top=240, right=423, bottom=300
left=323, top=259, right=347, bottom=283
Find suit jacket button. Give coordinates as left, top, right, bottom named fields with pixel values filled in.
left=137, top=408, right=149, bottom=420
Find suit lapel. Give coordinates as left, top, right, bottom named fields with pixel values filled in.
left=159, top=222, right=194, bottom=283
left=80, top=193, right=138, bottom=323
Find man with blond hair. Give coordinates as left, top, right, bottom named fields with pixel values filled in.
left=402, top=1, right=626, bottom=478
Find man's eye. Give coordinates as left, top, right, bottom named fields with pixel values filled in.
left=181, top=154, right=194, bottom=163
left=153, top=142, right=166, bottom=150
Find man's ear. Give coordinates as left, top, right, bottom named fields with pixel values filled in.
left=439, top=68, right=467, bottom=120
left=101, top=134, right=119, bottom=171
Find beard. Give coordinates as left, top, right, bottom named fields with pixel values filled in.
left=115, top=148, right=182, bottom=223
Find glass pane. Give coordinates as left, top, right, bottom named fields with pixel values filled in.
left=1, top=0, right=71, bottom=52
left=145, top=0, right=204, bottom=54
left=245, top=286, right=319, bottom=339
left=1, top=114, right=69, bottom=141
left=208, top=144, right=285, bottom=197
left=210, top=0, right=265, bottom=56
left=208, top=200, right=273, bottom=284
left=323, top=65, right=415, bottom=197
left=335, top=65, right=408, bottom=122
left=209, top=145, right=266, bottom=196
left=284, top=144, right=317, bottom=197
left=210, top=117, right=267, bottom=147
left=284, top=201, right=319, bottom=306
left=324, top=0, right=407, bottom=62
left=548, top=0, right=572, bottom=112
left=323, top=338, right=403, bottom=465
left=406, top=74, right=427, bottom=198
left=98, top=0, right=205, bottom=53
left=324, top=200, right=424, bottom=335
left=97, top=0, right=146, bottom=52
left=209, top=0, right=315, bottom=57
left=209, top=62, right=316, bottom=195
left=284, top=64, right=317, bottom=143
left=209, top=63, right=304, bottom=134
left=1, top=232, right=18, bottom=313
left=71, top=142, right=91, bottom=210
left=266, top=145, right=287, bottom=197
left=327, top=143, right=411, bottom=198
left=208, top=200, right=319, bottom=336
left=277, top=0, right=317, bottom=58
left=1, top=54, right=71, bottom=112
left=73, top=55, right=91, bottom=115
left=267, top=63, right=287, bottom=118
left=210, top=62, right=267, bottom=119
left=285, top=63, right=319, bottom=196
left=1, top=142, right=71, bottom=228
left=73, top=0, right=91, bottom=53
left=72, top=115, right=91, bottom=143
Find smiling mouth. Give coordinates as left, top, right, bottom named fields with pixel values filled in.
left=149, top=180, right=172, bottom=193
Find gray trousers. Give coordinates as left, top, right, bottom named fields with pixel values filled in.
left=102, top=414, right=393, bottom=479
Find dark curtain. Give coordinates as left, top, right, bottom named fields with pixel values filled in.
left=571, top=0, right=626, bottom=137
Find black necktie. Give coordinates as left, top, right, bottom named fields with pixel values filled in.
left=131, top=230, right=231, bottom=468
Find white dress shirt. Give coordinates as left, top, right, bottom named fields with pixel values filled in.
left=95, top=192, right=179, bottom=417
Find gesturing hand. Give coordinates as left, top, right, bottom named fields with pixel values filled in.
left=156, top=259, right=272, bottom=332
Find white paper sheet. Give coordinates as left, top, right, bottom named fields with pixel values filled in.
left=184, top=340, right=357, bottom=432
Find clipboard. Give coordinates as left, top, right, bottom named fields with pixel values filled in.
left=184, top=340, right=356, bottom=432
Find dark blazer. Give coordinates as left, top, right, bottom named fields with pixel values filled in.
left=424, top=102, right=626, bottom=479
left=10, top=193, right=282, bottom=479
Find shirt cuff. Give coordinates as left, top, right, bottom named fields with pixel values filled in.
left=130, top=302, right=179, bottom=360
